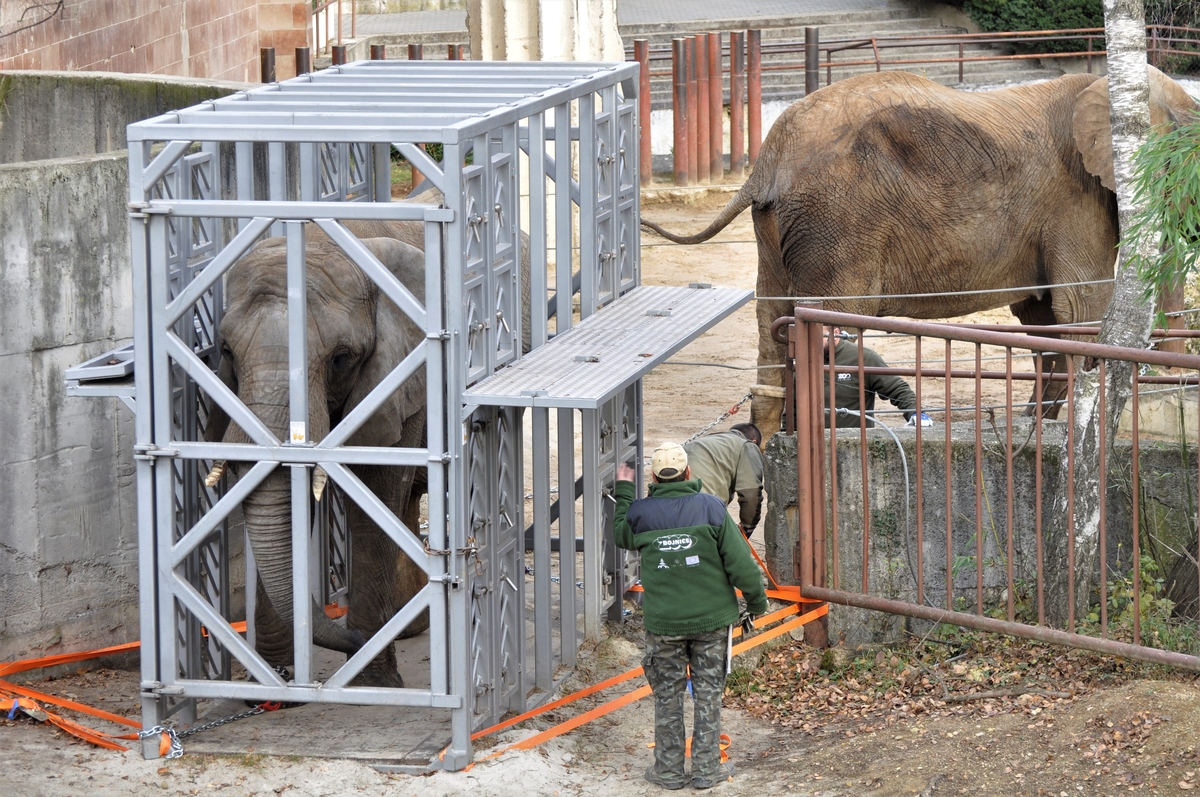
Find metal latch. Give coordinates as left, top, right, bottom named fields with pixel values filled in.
left=128, top=202, right=173, bottom=219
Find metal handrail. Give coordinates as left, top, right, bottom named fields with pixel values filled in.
left=311, top=0, right=357, bottom=57
left=627, top=24, right=1200, bottom=76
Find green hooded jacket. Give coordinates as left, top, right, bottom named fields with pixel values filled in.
left=614, top=479, right=769, bottom=635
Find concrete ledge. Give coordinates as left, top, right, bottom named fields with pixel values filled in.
left=640, top=183, right=742, bottom=206
left=0, top=70, right=251, bottom=163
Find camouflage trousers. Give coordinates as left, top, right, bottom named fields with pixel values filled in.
left=643, top=627, right=731, bottom=786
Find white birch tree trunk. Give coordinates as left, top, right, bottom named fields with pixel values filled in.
left=1048, top=0, right=1159, bottom=628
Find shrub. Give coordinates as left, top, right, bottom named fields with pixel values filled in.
left=963, top=0, right=1105, bottom=52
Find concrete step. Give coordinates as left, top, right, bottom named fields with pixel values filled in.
left=645, top=60, right=1064, bottom=106
left=618, top=6, right=921, bottom=39
left=624, top=19, right=964, bottom=48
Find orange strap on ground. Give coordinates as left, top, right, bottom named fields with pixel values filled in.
left=0, top=602, right=343, bottom=753
left=462, top=602, right=828, bottom=770
left=1, top=689, right=135, bottom=751
left=469, top=602, right=802, bottom=745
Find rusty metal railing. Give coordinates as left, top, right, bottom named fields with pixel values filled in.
left=628, top=24, right=1200, bottom=186
left=780, top=305, right=1200, bottom=670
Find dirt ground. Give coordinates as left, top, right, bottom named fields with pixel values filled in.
left=5, top=190, right=1200, bottom=797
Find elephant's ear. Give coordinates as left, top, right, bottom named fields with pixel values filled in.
left=1072, top=78, right=1115, bottom=191
left=203, top=350, right=237, bottom=443
left=1073, top=66, right=1200, bottom=192
left=343, top=237, right=429, bottom=449
left=1146, top=64, right=1200, bottom=127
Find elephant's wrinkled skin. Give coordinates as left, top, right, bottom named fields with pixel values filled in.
left=209, top=218, right=438, bottom=687
left=643, top=68, right=1199, bottom=435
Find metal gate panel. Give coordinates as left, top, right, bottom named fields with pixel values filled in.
left=786, top=305, right=1200, bottom=671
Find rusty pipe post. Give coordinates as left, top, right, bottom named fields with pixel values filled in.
left=634, top=39, right=651, bottom=187
left=729, top=31, right=745, bottom=177
left=331, top=45, right=347, bottom=66
left=295, top=46, right=311, bottom=76
left=804, top=27, right=819, bottom=95
left=696, top=33, right=711, bottom=183
left=806, top=319, right=829, bottom=649
left=825, top=324, right=839, bottom=590
left=672, top=38, right=689, bottom=186
left=708, top=32, right=723, bottom=180
left=448, top=43, right=463, bottom=60
left=794, top=314, right=815, bottom=592
left=687, top=36, right=700, bottom=183
left=747, top=29, right=762, bottom=166
left=370, top=44, right=386, bottom=60
left=260, top=47, right=276, bottom=83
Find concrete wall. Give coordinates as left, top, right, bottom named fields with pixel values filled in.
left=0, top=72, right=248, bottom=663
left=0, top=152, right=139, bottom=660
left=763, top=423, right=1197, bottom=647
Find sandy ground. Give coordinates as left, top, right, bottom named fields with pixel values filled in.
left=5, top=190, right=1200, bottom=797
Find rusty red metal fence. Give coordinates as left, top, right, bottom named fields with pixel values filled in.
left=779, top=305, right=1200, bottom=670
left=628, top=24, right=1200, bottom=186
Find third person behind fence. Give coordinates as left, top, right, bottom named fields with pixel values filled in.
left=615, top=443, right=768, bottom=790
left=824, top=325, right=931, bottom=429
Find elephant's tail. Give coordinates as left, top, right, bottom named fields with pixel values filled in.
left=640, top=184, right=755, bottom=244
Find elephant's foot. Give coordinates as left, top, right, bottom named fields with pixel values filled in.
left=397, top=607, right=431, bottom=640
left=349, top=643, right=405, bottom=689
left=750, top=385, right=787, bottom=448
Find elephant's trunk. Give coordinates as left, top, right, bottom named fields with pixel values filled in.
left=232, top=382, right=365, bottom=658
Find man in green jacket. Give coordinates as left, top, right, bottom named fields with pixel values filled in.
left=615, top=442, right=769, bottom=790
left=825, top=326, right=929, bottom=429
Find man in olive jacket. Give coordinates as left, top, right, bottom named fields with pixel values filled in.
left=615, top=442, right=769, bottom=790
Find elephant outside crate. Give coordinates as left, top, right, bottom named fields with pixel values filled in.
left=642, top=67, right=1200, bottom=438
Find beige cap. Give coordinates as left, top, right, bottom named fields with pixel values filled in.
left=650, top=442, right=688, bottom=480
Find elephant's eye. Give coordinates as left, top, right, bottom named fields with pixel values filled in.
left=331, top=351, right=353, bottom=373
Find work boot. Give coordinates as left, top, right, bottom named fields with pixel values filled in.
left=693, top=761, right=736, bottom=789
left=644, top=764, right=687, bottom=790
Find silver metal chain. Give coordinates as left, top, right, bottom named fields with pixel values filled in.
left=683, top=392, right=754, bottom=445
left=137, top=703, right=271, bottom=759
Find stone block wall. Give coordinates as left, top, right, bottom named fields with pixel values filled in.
left=0, top=0, right=310, bottom=81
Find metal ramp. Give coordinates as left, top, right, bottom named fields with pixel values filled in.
left=464, top=285, right=753, bottom=409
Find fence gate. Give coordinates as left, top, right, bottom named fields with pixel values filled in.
left=783, top=304, right=1200, bottom=671
left=65, top=60, right=753, bottom=769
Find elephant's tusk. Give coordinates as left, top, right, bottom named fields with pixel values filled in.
left=204, top=460, right=226, bottom=487
left=313, top=466, right=328, bottom=502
